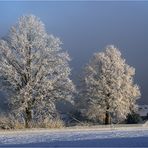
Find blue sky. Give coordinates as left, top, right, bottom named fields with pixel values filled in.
left=0, top=1, right=148, bottom=104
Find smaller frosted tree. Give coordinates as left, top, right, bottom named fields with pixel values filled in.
left=80, top=45, right=141, bottom=124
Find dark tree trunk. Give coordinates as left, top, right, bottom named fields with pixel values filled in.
left=25, top=108, right=32, bottom=128
left=104, top=93, right=111, bottom=125
left=105, top=110, right=110, bottom=125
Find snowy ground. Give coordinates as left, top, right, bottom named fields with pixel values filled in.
left=0, top=126, right=148, bottom=147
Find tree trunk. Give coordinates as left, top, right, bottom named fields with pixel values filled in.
left=105, top=94, right=111, bottom=125
left=25, top=108, right=32, bottom=128
left=105, top=111, right=110, bottom=125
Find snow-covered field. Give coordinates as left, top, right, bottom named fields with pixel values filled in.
left=0, top=126, right=148, bottom=147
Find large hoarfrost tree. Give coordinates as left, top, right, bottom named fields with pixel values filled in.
left=0, top=15, right=75, bottom=127
left=80, top=45, right=140, bottom=124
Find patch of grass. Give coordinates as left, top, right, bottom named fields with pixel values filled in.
left=26, top=118, right=65, bottom=129
left=0, top=114, right=64, bottom=130
left=13, top=120, right=25, bottom=129
left=0, top=115, right=14, bottom=130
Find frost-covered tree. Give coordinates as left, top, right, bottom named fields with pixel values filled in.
left=80, top=45, right=140, bottom=124
left=0, top=15, right=75, bottom=127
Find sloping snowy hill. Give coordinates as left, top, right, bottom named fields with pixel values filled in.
left=0, top=126, right=148, bottom=147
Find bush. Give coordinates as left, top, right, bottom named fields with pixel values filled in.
left=30, top=118, right=65, bottom=129
left=43, top=119, right=65, bottom=128
left=0, top=114, right=14, bottom=129
left=0, top=114, right=26, bottom=130
left=0, top=113, right=64, bottom=130
left=13, top=120, right=25, bottom=129
left=126, top=112, right=142, bottom=124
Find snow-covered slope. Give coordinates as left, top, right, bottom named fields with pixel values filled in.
left=0, top=127, right=148, bottom=147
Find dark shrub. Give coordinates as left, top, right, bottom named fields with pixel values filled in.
left=126, top=112, right=142, bottom=124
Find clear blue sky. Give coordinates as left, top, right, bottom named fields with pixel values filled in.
left=0, top=1, right=148, bottom=104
